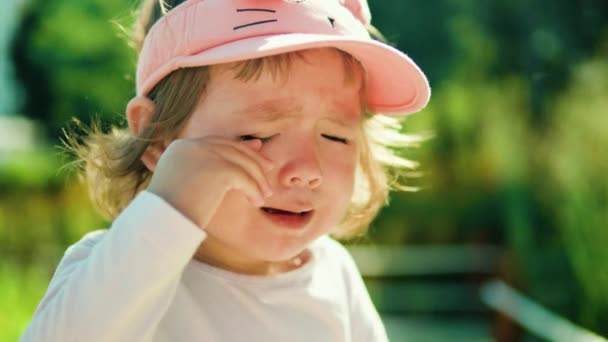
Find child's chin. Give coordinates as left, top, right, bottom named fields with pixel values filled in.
left=250, top=243, right=309, bottom=264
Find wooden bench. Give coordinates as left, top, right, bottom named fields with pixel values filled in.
left=348, top=245, right=502, bottom=341
left=349, top=245, right=607, bottom=341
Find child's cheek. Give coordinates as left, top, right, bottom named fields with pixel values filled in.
left=321, top=144, right=358, bottom=176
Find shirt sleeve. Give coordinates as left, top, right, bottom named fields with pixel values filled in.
left=341, top=246, right=389, bottom=342
left=19, top=191, right=206, bottom=342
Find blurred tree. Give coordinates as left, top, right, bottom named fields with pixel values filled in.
left=477, top=0, right=608, bottom=124
left=538, top=51, right=608, bottom=334
left=368, top=2, right=608, bottom=335
left=11, top=0, right=135, bottom=141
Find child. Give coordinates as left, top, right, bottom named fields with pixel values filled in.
left=20, top=0, right=429, bottom=341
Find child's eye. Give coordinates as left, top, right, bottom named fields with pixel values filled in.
left=322, top=134, right=348, bottom=144
left=239, top=135, right=272, bottom=143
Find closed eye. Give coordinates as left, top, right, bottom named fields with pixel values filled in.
left=239, top=135, right=273, bottom=143
left=322, top=134, right=348, bottom=144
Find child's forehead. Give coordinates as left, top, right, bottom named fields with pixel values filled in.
left=228, top=96, right=361, bottom=125
left=194, top=48, right=367, bottom=123
left=210, top=48, right=365, bottom=89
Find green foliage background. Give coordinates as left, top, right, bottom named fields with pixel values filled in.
left=1, top=0, right=608, bottom=340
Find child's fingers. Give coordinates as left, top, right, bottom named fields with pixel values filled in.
left=226, top=162, right=270, bottom=207
left=210, top=145, right=273, bottom=198
left=239, top=142, right=275, bottom=172
left=239, top=138, right=262, bottom=151
left=186, top=136, right=274, bottom=199
left=211, top=137, right=275, bottom=172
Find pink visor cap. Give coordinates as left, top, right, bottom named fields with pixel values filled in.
left=137, top=0, right=431, bottom=115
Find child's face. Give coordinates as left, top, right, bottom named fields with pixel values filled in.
left=179, top=48, right=363, bottom=273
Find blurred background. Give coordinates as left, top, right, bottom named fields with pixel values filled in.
left=1, top=0, right=607, bottom=341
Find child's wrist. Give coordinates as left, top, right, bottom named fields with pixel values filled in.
left=147, top=188, right=204, bottom=230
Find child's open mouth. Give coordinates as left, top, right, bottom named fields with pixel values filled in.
left=260, top=207, right=314, bottom=230
left=262, top=207, right=310, bottom=216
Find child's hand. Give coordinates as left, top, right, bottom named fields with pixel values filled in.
left=146, top=137, right=274, bottom=229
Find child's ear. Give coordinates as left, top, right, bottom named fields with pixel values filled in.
left=127, top=96, right=156, bottom=137
left=126, top=96, right=166, bottom=172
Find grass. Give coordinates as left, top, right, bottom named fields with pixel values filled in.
left=0, top=262, right=50, bottom=341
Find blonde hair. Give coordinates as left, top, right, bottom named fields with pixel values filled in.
left=64, top=0, right=426, bottom=240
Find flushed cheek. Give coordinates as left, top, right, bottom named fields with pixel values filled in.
left=320, top=147, right=358, bottom=180
left=320, top=157, right=357, bottom=205
left=314, top=176, right=355, bottom=235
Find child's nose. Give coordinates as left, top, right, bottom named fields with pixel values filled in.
left=278, top=150, right=323, bottom=189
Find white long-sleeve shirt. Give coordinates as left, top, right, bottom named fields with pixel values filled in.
left=19, top=191, right=388, bottom=342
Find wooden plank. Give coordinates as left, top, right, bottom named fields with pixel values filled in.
left=382, top=314, right=493, bottom=342
left=481, top=279, right=607, bottom=342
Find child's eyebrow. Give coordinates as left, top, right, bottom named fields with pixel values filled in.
left=231, top=99, right=302, bottom=122
left=230, top=99, right=360, bottom=126
left=325, top=113, right=360, bottom=127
